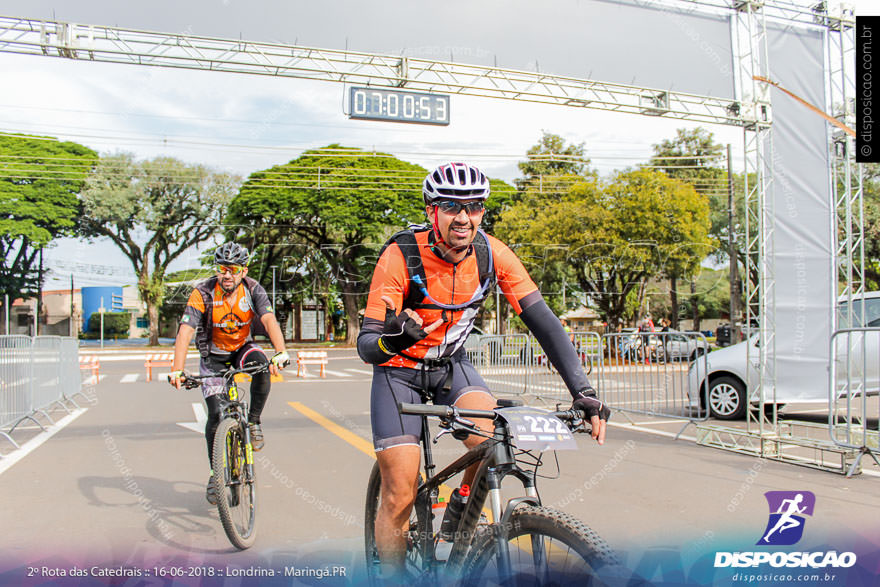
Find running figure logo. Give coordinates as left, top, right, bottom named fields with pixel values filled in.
left=758, top=491, right=816, bottom=546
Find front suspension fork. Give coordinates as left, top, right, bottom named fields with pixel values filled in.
left=486, top=466, right=541, bottom=584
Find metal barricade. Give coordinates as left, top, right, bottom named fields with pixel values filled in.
left=0, top=335, right=33, bottom=446
left=470, top=334, right=530, bottom=395
left=829, top=328, right=880, bottom=476
left=0, top=335, right=81, bottom=449
left=468, top=331, right=603, bottom=400
left=462, top=332, right=486, bottom=365
left=600, top=331, right=710, bottom=428
left=523, top=331, right=603, bottom=402
left=31, top=336, right=62, bottom=423
left=59, top=337, right=82, bottom=403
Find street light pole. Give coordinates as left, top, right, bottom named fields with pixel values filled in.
left=36, top=247, right=43, bottom=336
left=70, top=273, right=75, bottom=337
left=271, top=266, right=277, bottom=310
left=727, top=144, right=741, bottom=343
left=495, top=288, right=501, bottom=334
left=100, top=296, right=105, bottom=349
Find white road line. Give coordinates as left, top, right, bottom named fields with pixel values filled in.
left=606, top=420, right=697, bottom=443
left=120, top=373, right=139, bottom=383
left=77, top=352, right=200, bottom=362
left=176, top=403, right=207, bottom=434
left=283, top=371, right=318, bottom=378
left=0, top=408, right=87, bottom=475
left=624, top=418, right=692, bottom=426
left=83, top=375, right=106, bottom=385
left=345, top=368, right=373, bottom=376
left=324, top=369, right=352, bottom=378
left=283, top=377, right=371, bottom=384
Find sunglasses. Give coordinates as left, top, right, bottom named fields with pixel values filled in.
left=435, top=200, right=485, bottom=216
left=215, top=264, right=246, bottom=275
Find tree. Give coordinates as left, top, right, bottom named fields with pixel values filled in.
left=515, top=131, right=594, bottom=198
left=866, top=196, right=880, bottom=289
left=226, top=146, right=426, bottom=344
left=646, top=268, right=730, bottom=327
left=650, top=128, right=735, bottom=326
left=498, top=169, right=711, bottom=328
left=0, top=133, right=96, bottom=328
left=80, top=154, right=239, bottom=345
left=482, top=177, right=517, bottom=234
left=245, top=241, right=336, bottom=341
left=852, top=163, right=880, bottom=290
left=87, top=311, right=131, bottom=337
left=678, top=268, right=731, bottom=328
left=489, top=133, right=593, bottom=332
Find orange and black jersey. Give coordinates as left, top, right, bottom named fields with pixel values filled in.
left=180, top=278, right=273, bottom=355
left=358, top=230, right=593, bottom=397
left=362, top=231, right=541, bottom=368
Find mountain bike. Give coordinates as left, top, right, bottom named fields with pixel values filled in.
left=364, top=398, right=620, bottom=585
left=176, top=363, right=268, bottom=550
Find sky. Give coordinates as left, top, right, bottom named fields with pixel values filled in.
left=0, top=0, right=875, bottom=291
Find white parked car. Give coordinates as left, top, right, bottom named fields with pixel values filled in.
left=687, top=291, right=880, bottom=420
left=660, top=331, right=710, bottom=362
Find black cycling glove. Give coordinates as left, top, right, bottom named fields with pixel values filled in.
left=377, top=306, right=431, bottom=356
left=572, top=389, right=611, bottom=422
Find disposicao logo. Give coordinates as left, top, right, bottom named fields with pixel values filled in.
left=758, top=490, right=815, bottom=546
left=714, top=490, right=857, bottom=569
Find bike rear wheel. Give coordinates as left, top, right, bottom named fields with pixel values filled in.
left=364, top=461, right=429, bottom=585
left=461, top=505, right=620, bottom=586
left=211, top=417, right=257, bottom=550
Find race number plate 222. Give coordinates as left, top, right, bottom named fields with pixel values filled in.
left=496, top=407, right=577, bottom=451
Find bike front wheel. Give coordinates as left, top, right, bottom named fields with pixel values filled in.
left=211, top=417, right=257, bottom=550
left=461, top=505, right=620, bottom=586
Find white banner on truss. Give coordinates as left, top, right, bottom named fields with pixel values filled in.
left=3, top=0, right=736, bottom=98
left=763, top=23, right=835, bottom=403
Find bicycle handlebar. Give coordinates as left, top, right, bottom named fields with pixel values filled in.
left=169, top=363, right=271, bottom=389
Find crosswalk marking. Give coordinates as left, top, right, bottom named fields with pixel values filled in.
left=275, top=366, right=374, bottom=382
left=120, top=373, right=139, bottom=383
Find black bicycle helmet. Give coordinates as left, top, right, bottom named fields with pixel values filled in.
left=214, top=242, right=250, bottom=265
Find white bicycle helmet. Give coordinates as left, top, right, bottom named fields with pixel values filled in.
left=422, top=162, right=490, bottom=205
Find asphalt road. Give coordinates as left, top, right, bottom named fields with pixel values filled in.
left=1, top=349, right=878, bottom=585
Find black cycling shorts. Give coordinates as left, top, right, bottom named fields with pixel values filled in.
left=199, top=341, right=268, bottom=398
left=370, top=354, right=493, bottom=452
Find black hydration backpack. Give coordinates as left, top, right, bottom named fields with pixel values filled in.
left=378, top=225, right=496, bottom=312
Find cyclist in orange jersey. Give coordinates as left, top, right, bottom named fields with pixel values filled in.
left=357, top=162, right=611, bottom=581
left=169, top=242, right=290, bottom=504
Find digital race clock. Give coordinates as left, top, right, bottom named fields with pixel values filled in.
left=348, top=87, right=450, bottom=126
